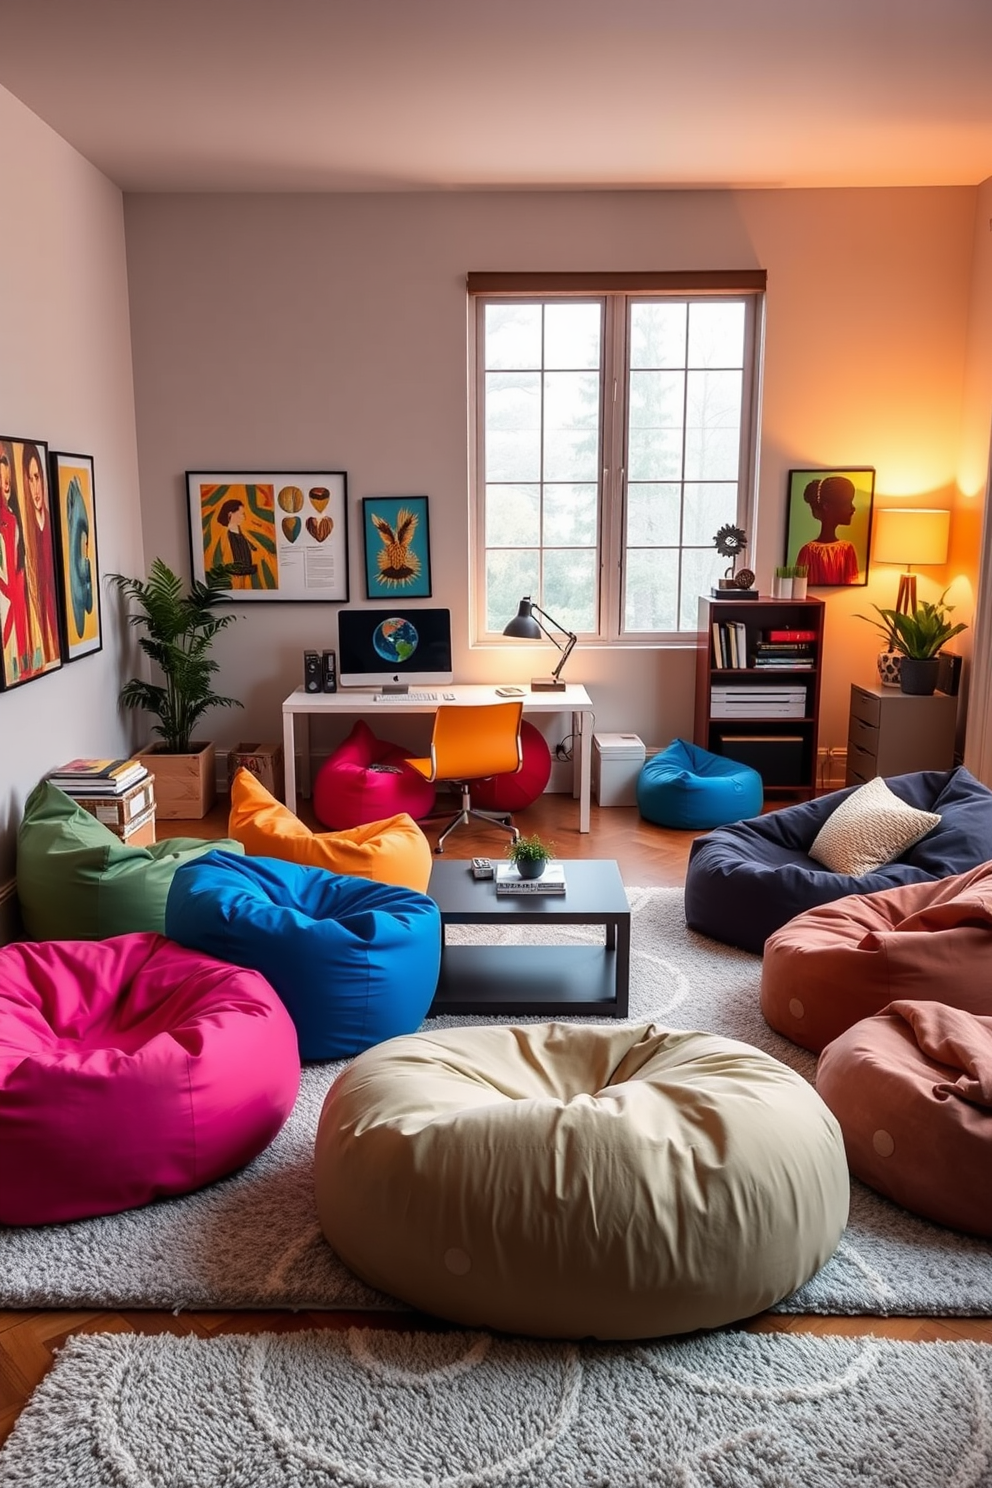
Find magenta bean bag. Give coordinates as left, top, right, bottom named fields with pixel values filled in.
left=313, top=718, right=436, bottom=830
left=0, top=932, right=301, bottom=1225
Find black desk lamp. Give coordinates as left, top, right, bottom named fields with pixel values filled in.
left=503, top=596, right=577, bottom=692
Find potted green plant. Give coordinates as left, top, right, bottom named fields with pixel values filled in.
left=109, top=558, right=243, bottom=818
left=505, top=831, right=556, bottom=880
left=856, top=590, right=967, bottom=696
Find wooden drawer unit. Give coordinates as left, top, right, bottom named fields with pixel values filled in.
left=846, top=684, right=957, bottom=785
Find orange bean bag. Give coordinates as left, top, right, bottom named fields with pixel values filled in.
left=760, top=860, right=992, bottom=1053
left=817, top=1000, right=992, bottom=1238
left=228, top=767, right=432, bottom=893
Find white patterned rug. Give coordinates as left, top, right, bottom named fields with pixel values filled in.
left=1, top=887, right=990, bottom=1315
left=4, top=1326, right=992, bottom=1486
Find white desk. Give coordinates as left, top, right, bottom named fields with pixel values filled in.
left=281, top=683, right=595, bottom=832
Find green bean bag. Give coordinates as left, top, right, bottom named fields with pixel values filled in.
left=16, top=781, right=244, bottom=940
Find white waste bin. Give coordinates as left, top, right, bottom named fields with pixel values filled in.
left=592, top=733, right=646, bottom=807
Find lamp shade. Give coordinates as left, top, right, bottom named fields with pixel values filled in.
left=503, top=599, right=543, bottom=640
left=873, top=508, right=950, bottom=567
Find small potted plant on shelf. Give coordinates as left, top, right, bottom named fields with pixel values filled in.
left=856, top=590, right=967, bottom=696
left=109, top=558, right=243, bottom=818
left=505, top=832, right=556, bottom=880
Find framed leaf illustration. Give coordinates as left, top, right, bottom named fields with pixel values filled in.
left=362, top=495, right=432, bottom=599
left=186, top=470, right=349, bottom=602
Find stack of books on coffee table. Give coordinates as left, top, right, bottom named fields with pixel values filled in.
left=495, top=862, right=567, bottom=895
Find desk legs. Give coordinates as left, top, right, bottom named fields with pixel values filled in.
left=282, top=711, right=312, bottom=813
left=573, top=708, right=591, bottom=833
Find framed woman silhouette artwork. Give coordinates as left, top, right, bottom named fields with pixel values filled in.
left=50, top=451, right=102, bottom=662
left=784, top=467, right=875, bottom=587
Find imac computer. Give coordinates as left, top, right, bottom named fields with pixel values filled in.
left=337, top=607, right=454, bottom=691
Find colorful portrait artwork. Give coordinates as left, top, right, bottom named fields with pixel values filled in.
left=50, top=452, right=102, bottom=661
left=0, top=434, right=63, bottom=690
left=784, top=467, right=876, bottom=587
left=187, top=471, right=349, bottom=602
left=362, top=495, right=432, bottom=599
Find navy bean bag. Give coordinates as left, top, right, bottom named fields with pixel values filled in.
left=637, top=739, right=763, bottom=830
left=165, top=850, right=441, bottom=1060
left=684, top=767, right=992, bottom=956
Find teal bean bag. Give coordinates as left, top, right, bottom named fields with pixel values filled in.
left=637, top=739, right=763, bottom=831
left=16, top=781, right=244, bottom=940
left=165, top=850, right=442, bottom=1060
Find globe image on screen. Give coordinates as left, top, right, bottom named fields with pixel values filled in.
left=373, top=617, right=419, bottom=666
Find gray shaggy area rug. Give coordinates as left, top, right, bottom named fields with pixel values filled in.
left=1, top=887, right=990, bottom=1316
left=4, top=1326, right=992, bottom=1487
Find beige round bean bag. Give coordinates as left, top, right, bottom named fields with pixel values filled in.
left=314, top=1021, right=849, bottom=1339
left=817, top=1001, right=992, bottom=1238
left=761, top=860, right=992, bottom=1054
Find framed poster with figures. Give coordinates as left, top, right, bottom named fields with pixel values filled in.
left=186, top=470, right=349, bottom=602
left=0, top=434, right=63, bottom=689
left=784, top=467, right=875, bottom=587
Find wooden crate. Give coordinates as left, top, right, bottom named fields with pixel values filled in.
left=228, top=741, right=284, bottom=802
left=135, top=743, right=216, bottom=819
left=120, top=805, right=157, bottom=847
left=70, top=774, right=156, bottom=835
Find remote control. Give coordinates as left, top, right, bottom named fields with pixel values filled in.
left=471, top=857, right=494, bottom=879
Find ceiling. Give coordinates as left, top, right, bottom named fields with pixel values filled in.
left=1, top=0, right=991, bottom=193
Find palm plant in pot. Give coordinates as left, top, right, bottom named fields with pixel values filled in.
left=505, top=832, right=556, bottom=880
left=110, top=558, right=243, bottom=818
left=856, top=590, right=967, bottom=696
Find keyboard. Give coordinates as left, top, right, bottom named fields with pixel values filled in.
left=372, top=691, right=439, bottom=703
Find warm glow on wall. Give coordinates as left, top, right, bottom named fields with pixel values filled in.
left=872, top=507, right=950, bottom=613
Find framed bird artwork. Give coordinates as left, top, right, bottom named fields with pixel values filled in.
left=362, top=495, right=432, bottom=599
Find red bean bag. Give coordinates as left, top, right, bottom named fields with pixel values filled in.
left=817, top=1001, right=992, bottom=1237
left=761, top=859, right=992, bottom=1054
left=0, top=932, right=301, bottom=1225
left=313, top=719, right=436, bottom=830
left=470, top=720, right=552, bottom=812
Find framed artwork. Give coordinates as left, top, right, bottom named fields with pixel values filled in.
left=362, top=495, right=432, bottom=599
left=186, top=470, right=349, bottom=602
left=784, top=467, right=875, bottom=587
left=50, top=451, right=102, bottom=662
left=0, top=434, right=63, bottom=690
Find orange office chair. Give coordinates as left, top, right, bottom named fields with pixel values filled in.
left=406, top=702, right=524, bottom=854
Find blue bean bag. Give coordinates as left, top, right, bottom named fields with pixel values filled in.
left=165, top=850, right=441, bottom=1060
left=637, top=739, right=763, bottom=830
left=684, top=766, right=992, bottom=955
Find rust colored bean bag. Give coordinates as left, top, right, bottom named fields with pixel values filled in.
left=761, top=860, right=992, bottom=1054
left=817, top=1001, right=992, bottom=1237
left=228, top=766, right=433, bottom=894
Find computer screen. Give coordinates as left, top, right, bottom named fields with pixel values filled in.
left=337, top=607, right=454, bottom=689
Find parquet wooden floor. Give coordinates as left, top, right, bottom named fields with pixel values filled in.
left=2, top=790, right=990, bottom=1446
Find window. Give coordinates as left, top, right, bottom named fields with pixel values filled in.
left=469, top=271, right=765, bottom=641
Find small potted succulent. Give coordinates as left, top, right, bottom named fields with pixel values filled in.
left=856, top=590, right=967, bottom=696
left=505, top=832, right=556, bottom=880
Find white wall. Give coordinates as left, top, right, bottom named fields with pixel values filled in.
left=124, top=186, right=977, bottom=773
left=0, top=85, right=144, bottom=882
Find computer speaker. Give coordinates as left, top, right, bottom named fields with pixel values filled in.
left=321, top=650, right=337, bottom=693
left=303, top=650, right=321, bottom=694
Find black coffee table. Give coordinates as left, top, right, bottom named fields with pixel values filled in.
left=427, top=859, right=630, bottom=1018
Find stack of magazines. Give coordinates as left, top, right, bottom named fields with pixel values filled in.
left=47, top=757, right=149, bottom=796
left=495, top=862, right=567, bottom=895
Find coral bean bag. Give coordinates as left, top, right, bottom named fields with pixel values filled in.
left=165, top=850, right=441, bottom=1060
left=228, top=765, right=432, bottom=893
left=817, top=1001, right=992, bottom=1238
left=16, top=780, right=243, bottom=941
left=0, top=932, right=300, bottom=1225
left=637, top=739, right=763, bottom=830
left=315, top=1021, right=849, bottom=1339
left=313, top=719, right=436, bottom=829
left=469, top=721, right=553, bottom=812
left=762, top=859, right=992, bottom=1053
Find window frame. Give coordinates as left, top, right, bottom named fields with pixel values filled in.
left=469, top=271, right=766, bottom=647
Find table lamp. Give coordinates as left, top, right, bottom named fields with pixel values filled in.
left=503, top=596, right=577, bottom=692
left=871, top=507, right=950, bottom=614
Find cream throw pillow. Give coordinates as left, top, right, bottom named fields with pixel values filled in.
left=809, top=776, right=941, bottom=876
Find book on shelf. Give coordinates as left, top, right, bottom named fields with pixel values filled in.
left=495, top=862, right=567, bottom=895
left=765, top=629, right=818, bottom=642
left=48, top=757, right=148, bottom=794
